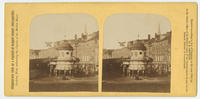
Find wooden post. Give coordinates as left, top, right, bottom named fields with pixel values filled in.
left=54, top=69, right=57, bottom=77
left=49, top=65, right=52, bottom=77
left=64, top=70, right=66, bottom=76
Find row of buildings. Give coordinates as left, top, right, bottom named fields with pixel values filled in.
left=103, top=31, right=171, bottom=77
left=30, top=30, right=99, bottom=79
left=30, top=26, right=171, bottom=79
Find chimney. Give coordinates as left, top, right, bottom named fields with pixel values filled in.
left=155, top=33, right=160, bottom=40
left=148, top=34, right=151, bottom=40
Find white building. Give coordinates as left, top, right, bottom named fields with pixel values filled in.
left=121, top=40, right=147, bottom=78
left=129, top=40, right=147, bottom=71
left=49, top=42, right=75, bottom=77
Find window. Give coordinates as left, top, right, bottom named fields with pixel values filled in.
left=66, top=52, right=69, bottom=55
left=131, top=52, right=134, bottom=56
left=139, top=52, right=142, bottom=55
left=135, top=52, right=138, bottom=57
left=62, top=52, right=65, bottom=57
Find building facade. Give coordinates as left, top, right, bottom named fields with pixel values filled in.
left=49, top=42, right=76, bottom=77
left=145, top=31, right=171, bottom=75
left=30, top=31, right=99, bottom=78
left=103, top=31, right=171, bottom=76
left=125, top=40, right=148, bottom=78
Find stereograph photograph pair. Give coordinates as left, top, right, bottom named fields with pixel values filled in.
left=4, top=3, right=197, bottom=96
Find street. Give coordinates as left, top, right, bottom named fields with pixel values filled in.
left=102, top=76, right=170, bottom=92
left=29, top=76, right=98, bottom=92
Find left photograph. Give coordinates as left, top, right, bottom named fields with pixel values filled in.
left=29, top=14, right=99, bottom=92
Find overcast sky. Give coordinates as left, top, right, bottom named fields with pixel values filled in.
left=30, top=14, right=98, bottom=49
left=103, top=14, right=171, bottom=49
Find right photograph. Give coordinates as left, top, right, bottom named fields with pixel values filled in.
left=102, top=14, right=171, bottom=92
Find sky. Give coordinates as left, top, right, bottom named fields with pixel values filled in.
left=103, top=14, right=171, bottom=49
left=30, top=14, right=98, bottom=49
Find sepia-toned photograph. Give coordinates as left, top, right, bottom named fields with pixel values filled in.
left=103, top=14, right=171, bottom=92
left=29, top=14, right=99, bottom=92
left=4, top=3, right=198, bottom=96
